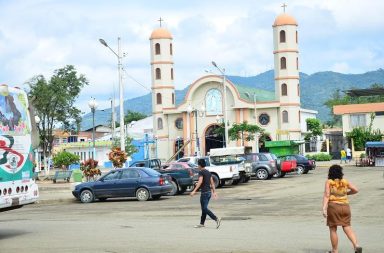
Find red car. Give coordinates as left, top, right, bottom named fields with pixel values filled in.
left=274, top=156, right=297, bottom=178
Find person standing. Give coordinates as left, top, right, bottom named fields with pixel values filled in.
left=190, top=158, right=221, bottom=229
left=340, top=149, right=347, bottom=164
left=322, top=165, right=362, bottom=253
left=346, top=147, right=352, bottom=163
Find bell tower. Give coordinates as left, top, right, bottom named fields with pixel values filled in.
left=150, top=22, right=175, bottom=150
left=273, top=10, right=301, bottom=139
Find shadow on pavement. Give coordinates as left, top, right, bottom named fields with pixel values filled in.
left=0, top=229, right=30, bottom=240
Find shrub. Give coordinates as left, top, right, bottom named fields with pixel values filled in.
left=306, top=153, right=332, bottom=161
left=80, top=158, right=101, bottom=181
left=53, top=151, right=80, bottom=169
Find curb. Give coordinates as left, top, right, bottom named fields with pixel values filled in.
left=37, top=197, right=76, bottom=205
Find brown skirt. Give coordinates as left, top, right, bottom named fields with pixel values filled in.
left=327, top=202, right=351, bottom=227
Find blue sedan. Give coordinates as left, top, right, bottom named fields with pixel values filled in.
left=72, top=167, right=173, bottom=203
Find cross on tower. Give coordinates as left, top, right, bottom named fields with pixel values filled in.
left=158, top=17, right=164, bottom=27
left=281, top=3, right=287, bottom=13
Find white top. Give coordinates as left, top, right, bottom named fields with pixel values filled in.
left=346, top=148, right=351, bottom=156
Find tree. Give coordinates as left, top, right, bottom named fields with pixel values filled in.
left=305, top=118, right=323, bottom=141
left=346, top=113, right=383, bottom=151
left=112, top=136, right=138, bottom=157
left=53, top=151, right=80, bottom=169
left=228, top=121, right=263, bottom=146
left=27, top=65, right=88, bottom=160
left=124, top=110, right=146, bottom=125
left=324, top=84, right=384, bottom=127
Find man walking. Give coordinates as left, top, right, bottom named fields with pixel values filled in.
left=190, top=158, right=221, bottom=229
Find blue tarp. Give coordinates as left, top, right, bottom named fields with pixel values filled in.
left=365, top=142, right=384, bottom=148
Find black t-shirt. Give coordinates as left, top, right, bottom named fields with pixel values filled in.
left=199, top=169, right=212, bottom=193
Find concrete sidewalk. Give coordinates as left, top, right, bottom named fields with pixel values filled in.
left=315, top=159, right=356, bottom=167
left=36, top=180, right=77, bottom=205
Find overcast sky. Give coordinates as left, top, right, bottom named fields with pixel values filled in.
left=1, top=0, right=383, bottom=113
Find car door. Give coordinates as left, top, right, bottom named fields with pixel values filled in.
left=93, top=170, right=122, bottom=198
left=117, top=169, right=141, bottom=197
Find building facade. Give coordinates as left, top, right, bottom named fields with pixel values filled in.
left=151, top=13, right=317, bottom=161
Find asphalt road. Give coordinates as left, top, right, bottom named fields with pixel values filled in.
left=1, top=166, right=384, bottom=253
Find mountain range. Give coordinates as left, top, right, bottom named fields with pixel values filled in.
left=80, top=69, right=384, bottom=130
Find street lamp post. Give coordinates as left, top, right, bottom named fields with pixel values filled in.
left=187, top=105, right=205, bottom=156
left=99, top=37, right=125, bottom=152
left=88, top=98, right=98, bottom=159
left=212, top=61, right=228, bottom=147
left=34, top=115, right=40, bottom=173
left=245, top=92, right=259, bottom=153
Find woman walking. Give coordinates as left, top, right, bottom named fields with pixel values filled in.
left=322, top=165, right=362, bottom=253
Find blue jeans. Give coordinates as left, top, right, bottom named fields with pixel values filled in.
left=200, top=191, right=217, bottom=225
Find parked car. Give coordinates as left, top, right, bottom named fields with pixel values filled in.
left=130, top=159, right=194, bottom=195
left=166, top=162, right=199, bottom=185
left=242, top=153, right=278, bottom=180
left=273, top=154, right=298, bottom=178
left=178, top=156, right=240, bottom=188
left=130, top=159, right=161, bottom=170
left=278, top=154, right=316, bottom=174
left=72, top=167, right=173, bottom=203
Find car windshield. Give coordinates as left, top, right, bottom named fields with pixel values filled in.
left=270, top=154, right=277, bottom=160
left=141, top=168, right=161, bottom=177
left=296, top=155, right=308, bottom=161
left=211, top=155, right=242, bottom=165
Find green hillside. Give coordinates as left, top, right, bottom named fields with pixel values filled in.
left=80, top=69, right=384, bottom=130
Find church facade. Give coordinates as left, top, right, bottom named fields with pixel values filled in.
left=149, top=12, right=317, bottom=161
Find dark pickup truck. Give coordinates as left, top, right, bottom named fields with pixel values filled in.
left=130, top=159, right=194, bottom=195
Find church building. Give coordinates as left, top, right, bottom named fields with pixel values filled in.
left=149, top=12, right=317, bottom=161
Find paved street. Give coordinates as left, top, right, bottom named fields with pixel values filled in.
left=1, top=166, right=384, bottom=253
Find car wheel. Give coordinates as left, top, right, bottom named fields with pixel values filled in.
left=232, top=179, right=240, bottom=185
left=152, top=195, right=161, bottom=200
left=80, top=189, right=94, bottom=203
left=179, top=187, right=187, bottom=194
left=256, top=168, right=269, bottom=180
left=297, top=166, right=304, bottom=175
left=167, top=180, right=178, bottom=196
left=98, top=198, right=108, bottom=201
left=211, top=174, right=220, bottom=188
left=273, top=170, right=282, bottom=178
left=136, top=188, right=150, bottom=201
left=303, top=169, right=309, bottom=174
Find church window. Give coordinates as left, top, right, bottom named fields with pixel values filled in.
left=156, top=93, right=162, bottom=104
left=282, top=110, right=289, bottom=123
left=280, top=57, right=286, bottom=70
left=157, top=118, right=163, bottom=130
left=297, top=83, right=300, bottom=96
left=155, top=68, right=161, bottom=79
left=155, top=43, right=161, bottom=55
left=171, top=68, right=174, bottom=80
left=170, top=43, right=173, bottom=55
left=279, top=30, right=286, bottom=43
left=296, top=57, right=299, bottom=70
left=175, top=118, right=183, bottom=129
left=172, top=93, right=175, bottom=104
left=281, top=83, right=287, bottom=96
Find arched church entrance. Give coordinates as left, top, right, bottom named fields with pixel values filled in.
left=259, top=133, right=272, bottom=153
left=205, top=124, right=224, bottom=155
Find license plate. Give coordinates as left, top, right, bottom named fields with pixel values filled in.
left=11, top=198, right=19, bottom=206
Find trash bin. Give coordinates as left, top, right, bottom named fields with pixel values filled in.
left=72, top=169, right=83, bottom=182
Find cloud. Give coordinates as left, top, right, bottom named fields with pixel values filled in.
left=0, top=0, right=383, bottom=112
